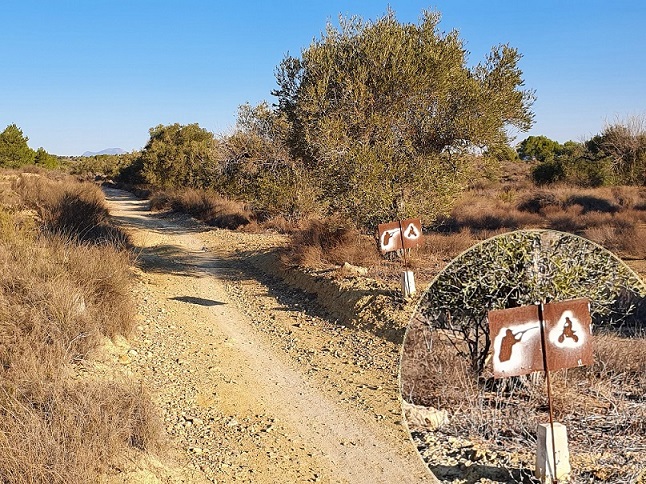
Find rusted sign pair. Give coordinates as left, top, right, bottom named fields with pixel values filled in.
left=377, top=218, right=422, bottom=255
left=488, top=298, right=592, bottom=378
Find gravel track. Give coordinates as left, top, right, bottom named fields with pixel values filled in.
left=103, top=187, right=434, bottom=483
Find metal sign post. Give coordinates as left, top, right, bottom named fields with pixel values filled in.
left=538, top=302, right=558, bottom=484
left=488, top=298, right=593, bottom=483
left=397, top=219, right=408, bottom=268
left=377, top=218, right=422, bottom=298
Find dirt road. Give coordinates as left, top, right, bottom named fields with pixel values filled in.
left=103, top=188, right=434, bottom=483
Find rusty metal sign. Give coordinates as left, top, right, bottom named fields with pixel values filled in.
left=488, top=305, right=543, bottom=377
left=377, top=218, right=422, bottom=255
left=488, top=298, right=592, bottom=378
left=541, top=298, right=593, bottom=372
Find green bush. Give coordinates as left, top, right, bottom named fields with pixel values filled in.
left=531, top=160, right=566, bottom=185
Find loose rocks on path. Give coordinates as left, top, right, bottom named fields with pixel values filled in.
left=103, top=187, right=434, bottom=483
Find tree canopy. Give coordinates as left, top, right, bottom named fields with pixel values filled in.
left=0, top=124, right=35, bottom=167
left=522, top=115, right=646, bottom=187
left=273, top=9, right=535, bottom=227
left=216, top=103, right=320, bottom=218
left=586, top=116, right=646, bottom=185
left=138, top=123, right=218, bottom=189
left=517, top=135, right=563, bottom=162
left=34, top=147, right=59, bottom=168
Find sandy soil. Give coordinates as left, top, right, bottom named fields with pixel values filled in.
left=102, top=187, right=434, bottom=483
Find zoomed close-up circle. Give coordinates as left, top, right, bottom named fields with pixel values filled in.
left=399, top=229, right=646, bottom=483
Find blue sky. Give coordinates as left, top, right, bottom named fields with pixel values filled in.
left=1, top=1, right=644, bottom=155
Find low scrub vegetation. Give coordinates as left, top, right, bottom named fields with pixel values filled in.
left=284, top=215, right=381, bottom=269
left=12, top=173, right=131, bottom=247
left=435, top=184, right=646, bottom=260
left=103, top=177, right=646, bottom=288
left=400, top=231, right=646, bottom=481
left=0, top=171, right=160, bottom=483
left=149, top=188, right=252, bottom=230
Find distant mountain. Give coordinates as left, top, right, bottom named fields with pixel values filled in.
left=82, top=148, right=126, bottom=157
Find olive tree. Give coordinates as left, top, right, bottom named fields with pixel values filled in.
left=139, top=123, right=218, bottom=189
left=217, top=103, right=323, bottom=219
left=273, top=9, right=535, bottom=228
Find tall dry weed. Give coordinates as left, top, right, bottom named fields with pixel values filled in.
left=11, top=174, right=131, bottom=246
left=287, top=215, right=380, bottom=268
left=0, top=380, right=160, bottom=484
left=0, top=171, right=160, bottom=483
left=150, top=188, right=252, bottom=229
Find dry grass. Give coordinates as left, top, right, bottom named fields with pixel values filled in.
left=285, top=215, right=381, bottom=269
left=434, top=184, right=646, bottom=260
left=0, top=171, right=161, bottom=483
left=418, top=230, right=476, bottom=260
left=0, top=380, right=160, bottom=483
left=151, top=188, right=252, bottom=230
left=11, top=174, right=131, bottom=247
left=400, top=319, right=646, bottom=481
left=262, top=214, right=298, bottom=234
left=438, top=191, right=544, bottom=234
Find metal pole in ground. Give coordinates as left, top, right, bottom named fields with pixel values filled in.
left=398, top=219, right=407, bottom=268
left=538, top=302, right=558, bottom=484
left=398, top=219, right=415, bottom=297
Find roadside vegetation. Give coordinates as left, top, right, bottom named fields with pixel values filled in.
left=4, top=8, right=645, bottom=277
left=0, top=171, right=160, bottom=483
left=1, top=7, right=645, bottom=480
left=400, top=231, right=646, bottom=482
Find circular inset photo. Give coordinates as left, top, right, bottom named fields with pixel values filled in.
left=399, top=230, right=646, bottom=483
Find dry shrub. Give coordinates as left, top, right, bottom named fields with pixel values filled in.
left=420, top=230, right=476, bottom=260
left=516, top=190, right=560, bottom=213
left=593, top=333, right=646, bottom=376
left=517, top=187, right=623, bottom=216
left=262, top=214, right=297, bottom=234
left=543, top=203, right=588, bottom=232
left=400, top=319, right=464, bottom=407
left=512, top=185, right=646, bottom=258
left=288, top=215, right=380, bottom=268
left=498, top=160, right=533, bottom=187
left=565, top=193, right=618, bottom=213
left=584, top=215, right=646, bottom=258
left=0, top=380, right=160, bottom=484
left=518, top=185, right=646, bottom=219
left=611, top=185, right=646, bottom=210
left=440, top=193, right=543, bottom=235
left=0, top=198, right=160, bottom=483
left=0, top=228, right=136, bottom=369
left=153, top=188, right=252, bottom=230
left=149, top=191, right=172, bottom=211
left=11, top=174, right=130, bottom=247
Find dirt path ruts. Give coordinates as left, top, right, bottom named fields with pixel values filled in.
left=103, top=188, right=434, bottom=483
